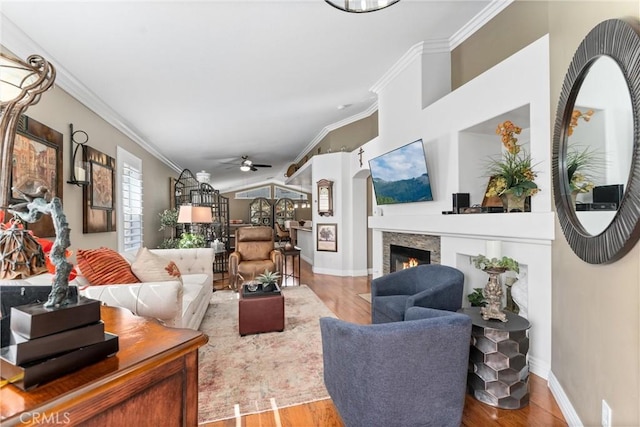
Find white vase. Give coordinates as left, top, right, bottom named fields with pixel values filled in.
left=510, top=278, right=528, bottom=318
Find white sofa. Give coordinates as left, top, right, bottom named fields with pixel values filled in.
left=22, top=248, right=214, bottom=330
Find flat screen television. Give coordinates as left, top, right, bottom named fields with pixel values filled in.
left=369, top=139, right=433, bottom=205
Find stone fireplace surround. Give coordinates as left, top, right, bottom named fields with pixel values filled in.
left=382, top=232, right=440, bottom=274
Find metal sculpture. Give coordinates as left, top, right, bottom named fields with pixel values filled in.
left=9, top=186, right=74, bottom=308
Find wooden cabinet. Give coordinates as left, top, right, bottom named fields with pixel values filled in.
left=274, top=198, right=294, bottom=227
left=1, top=306, right=207, bottom=426
left=249, top=197, right=272, bottom=226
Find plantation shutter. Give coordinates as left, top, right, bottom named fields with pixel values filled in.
left=122, top=162, right=143, bottom=252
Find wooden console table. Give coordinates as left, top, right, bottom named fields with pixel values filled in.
left=1, top=305, right=208, bottom=426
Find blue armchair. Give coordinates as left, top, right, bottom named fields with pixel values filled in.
left=320, top=307, right=472, bottom=427
left=371, top=264, right=464, bottom=323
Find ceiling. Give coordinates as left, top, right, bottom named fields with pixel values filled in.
left=1, top=0, right=501, bottom=192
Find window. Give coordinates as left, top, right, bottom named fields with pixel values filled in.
left=117, top=147, right=143, bottom=252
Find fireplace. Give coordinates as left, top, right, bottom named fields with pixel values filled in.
left=382, top=232, right=440, bottom=274
left=390, top=244, right=430, bottom=273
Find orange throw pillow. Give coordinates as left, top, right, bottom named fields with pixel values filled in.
left=76, top=247, right=140, bottom=285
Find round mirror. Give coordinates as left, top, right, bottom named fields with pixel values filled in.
left=552, top=18, right=640, bottom=264
left=569, top=56, right=633, bottom=235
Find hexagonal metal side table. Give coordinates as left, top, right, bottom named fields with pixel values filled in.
left=458, top=307, right=531, bottom=409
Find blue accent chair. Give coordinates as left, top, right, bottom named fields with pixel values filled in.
left=320, top=307, right=472, bottom=427
left=371, top=264, right=464, bottom=324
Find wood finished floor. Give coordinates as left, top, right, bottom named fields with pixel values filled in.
left=206, top=259, right=567, bottom=427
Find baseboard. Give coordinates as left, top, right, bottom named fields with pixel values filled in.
left=548, top=371, right=583, bottom=426
left=311, top=266, right=368, bottom=277
left=528, top=354, right=550, bottom=379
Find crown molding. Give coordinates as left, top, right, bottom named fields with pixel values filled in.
left=449, top=0, right=514, bottom=50
left=368, top=0, right=513, bottom=95
left=297, top=0, right=513, bottom=164
left=295, top=100, right=378, bottom=163
left=0, top=13, right=183, bottom=174
left=369, top=39, right=450, bottom=94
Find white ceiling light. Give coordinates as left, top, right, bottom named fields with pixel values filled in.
left=325, top=0, right=399, bottom=13
left=240, top=165, right=251, bottom=172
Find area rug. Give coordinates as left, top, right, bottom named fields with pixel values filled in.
left=197, top=285, right=337, bottom=424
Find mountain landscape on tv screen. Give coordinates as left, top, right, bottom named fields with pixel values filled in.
left=372, top=173, right=432, bottom=204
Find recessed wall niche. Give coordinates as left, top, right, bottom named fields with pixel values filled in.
left=457, top=105, right=531, bottom=207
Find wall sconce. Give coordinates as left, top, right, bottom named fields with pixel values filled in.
left=67, top=123, right=90, bottom=186
left=325, top=0, right=400, bottom=13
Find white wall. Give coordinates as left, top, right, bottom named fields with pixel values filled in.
left=361, top=36, right=554, bottom=378
left=310, top=34, right=554, bottom=377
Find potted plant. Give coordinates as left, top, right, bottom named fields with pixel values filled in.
left=178, top=233, right=206, bottom=249
left=471, top=254, right=520, bottom=322
left=158, top=237, right=180, bottom=249
left=257, top=269, right=280, bottom=292
left=158, top=208, right=178, bottom=231
left=467, top=288, right=486, bottom=307
left=566, top=109, right=603, bottom=203
left=471, top=254, right=519, bottom=273
left=484, top=120, right=540, bottom=212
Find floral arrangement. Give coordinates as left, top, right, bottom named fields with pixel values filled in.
left=568, top=109, right=593, bottom=136
left=485, top=120, right=539, bottom=199
left=567, top=145, right=600, bottom=193
left=567, top=109, right=601, bottom=194
left=496, top=120, right=522, bottom=153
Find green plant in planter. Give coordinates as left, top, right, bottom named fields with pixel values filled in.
left=257, top=269, right=280, bottom=291
left=158, top=208, right=178, bottom=231
left=178, top=233, right=206, bottom=249
left=471, top=254, right=519, bottom=273
left=467, top=288, right=487, bottom=307
left=158, top=237, right=180, bottom=249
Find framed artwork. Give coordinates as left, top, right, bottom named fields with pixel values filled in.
left=10, top=115, right=63, bottom=237
left=481, top=177, right=503, bottom=208
left=317, top=223, right=337, bottom=252
left=83, top=146, right=116, bottom=233
left=90, top=161, right=114, bottom=210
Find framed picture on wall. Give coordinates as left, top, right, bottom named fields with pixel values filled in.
left=10, top=115, right=63, bottom=237
left=83, top=146, right=116, bottom=233
left=317, top=223, right=337, bottom=252
left=90, top=161, right=114, bottom=210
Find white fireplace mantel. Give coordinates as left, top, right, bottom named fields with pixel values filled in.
left=369, top=212, right=555, bottom=243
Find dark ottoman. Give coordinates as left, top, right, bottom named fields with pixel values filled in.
left=238, top=291, right=284, bottom=336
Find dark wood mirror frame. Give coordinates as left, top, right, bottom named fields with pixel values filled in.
left=552, top=18, right=640, bottom=264
left=317, top=179, right=334, bottom=217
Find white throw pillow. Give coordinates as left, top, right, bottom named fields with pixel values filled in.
left=131, top=247, right=182, bottom=283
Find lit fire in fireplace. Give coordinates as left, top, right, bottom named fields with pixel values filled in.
left=402, top=257, right=419, bottom=269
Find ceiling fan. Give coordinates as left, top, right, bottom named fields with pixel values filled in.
left=240, top=156, right=272, bottom=172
